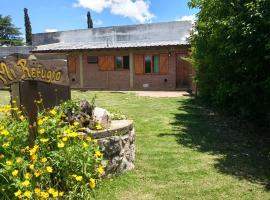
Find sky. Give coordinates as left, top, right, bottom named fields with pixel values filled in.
left=1, top=0, right=197, bottom=35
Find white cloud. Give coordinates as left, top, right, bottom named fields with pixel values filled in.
left=45, top=28, right=58, bottom=33
left=176, top=15, right=196, bottom=23
left=94, top=19, right=103, bottom=26
left=73, top=0, right=154, bottom=23
left=73, top=0, right=110, bottom=12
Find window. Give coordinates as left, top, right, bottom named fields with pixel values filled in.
left=87, top=56, right=98, bottom=64
left=144, top=55, right=159, bottom=74
left=115, top=56, right=129, bottom=70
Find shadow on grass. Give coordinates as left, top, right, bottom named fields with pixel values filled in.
left=159, top=98, right=270, bottom=190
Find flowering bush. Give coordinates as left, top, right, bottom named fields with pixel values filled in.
left=0, top=101, right=105, bottom=199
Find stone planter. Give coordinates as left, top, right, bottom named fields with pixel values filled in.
left=90, top=120, right=135, bottom=175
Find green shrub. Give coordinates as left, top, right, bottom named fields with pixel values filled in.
left=189, top=0, right=270, bottom=131
left=0, top=101, right=105, bottom=199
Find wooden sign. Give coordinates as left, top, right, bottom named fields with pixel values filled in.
left=0, top=57, right=69, bottom=86
left=0, top=54, right=71, bottom=147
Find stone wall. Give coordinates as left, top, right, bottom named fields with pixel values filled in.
left=91, top=120, right=135, bottom=175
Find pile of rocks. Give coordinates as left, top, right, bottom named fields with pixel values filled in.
left=62, top=100, right=136, bottom=175
left=62, top=100, right=112, bottom=130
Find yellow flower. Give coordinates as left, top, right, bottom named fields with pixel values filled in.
left=46, top=166, right=53, bottom=173
left=24, top=191, right=31, bottom=198
left=25, top=172, right=32, bottom=179
left=82, top=142, right=89, bottom=148
left=74, top=121, right=80, bottom=126
left=39, top=129, right=46, bottom=134
left=6, top=160, right=12, bottom=166
left=16, top=157, right=23, bottom=164
left=38, top=119, right=44, bottom=125
left=94, top=150, right=102, bottom=158
left=62, top=137, right=68, bottom=142
left=34, top=188, right=41, bottom=195
left=19, top=115, right=25, bottom=121
left=95, top=124, right=102, bottom=130
left=12, top=170, right=19, bottom=177
left=59, top=191, right=64, bottom=197
left=29, top=164, right=35, bottom=170
left=2, top=142, right=10, bottom=148
left=97, top=165, right=105, bottom=175
left=86, top=137, right=92, bottom=142
left=31, top=154, right=38, bottom=162
left=0, top=154, right=4, bottom=159
left=48, top=188, right=55, bottom=194
left=21, top=180, right=30, bottom=187
left=50, top=109, right=57, bottom=115
left=67, top=132, right=78, bottom=137
left=52, top=191, right=59, bottom=197
left=75, top=176, right=83, bottom=182
left=57, top=142, right=65, bottom=148
left=89, top=178, right=96, bottom=189
left=29, top=145, right=39, bottom=155
left=41, top=157, right=48, bottom=163
left=34, top=170, right=42, bottom=177
left=1, top=129, right=9, bottom=136
left=14, top=190, right=22, bottom=197
left=40, top=191, right=49, bottom=199
left=40, top=138, right=49, bottom=143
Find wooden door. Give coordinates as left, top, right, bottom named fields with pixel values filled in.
left=176, top=54, right=193, bottom=89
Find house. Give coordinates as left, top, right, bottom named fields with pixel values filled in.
left=32, top=21, right=195, bottom=91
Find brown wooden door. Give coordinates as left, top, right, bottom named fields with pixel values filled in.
left=176, top=54, right=193, bottom=89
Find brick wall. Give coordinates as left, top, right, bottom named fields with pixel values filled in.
left=68, top=46, right=190, bottom=90
left=133, top=53, right=176, bottom=90
left=82, top=55, right=130, bottom=90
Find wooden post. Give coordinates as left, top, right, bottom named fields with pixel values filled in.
left=129, top=52, right=134, bottom=89
left=79, top=54, right=84, bottom=88
left=10, top=81, right=71, bottom=147
left=11, top=81, right=39, bottom=147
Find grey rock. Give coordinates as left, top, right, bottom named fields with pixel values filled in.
left=93, top=107, right=112, bottom=129
left=80, top=100, right=94, bottom=115
left=97, top=125, right=135, bottom=175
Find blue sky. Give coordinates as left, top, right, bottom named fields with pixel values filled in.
left=1, top=0, right=197, bottom=35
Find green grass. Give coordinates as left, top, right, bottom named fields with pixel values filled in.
left=1, top=90, right=270, bottom=199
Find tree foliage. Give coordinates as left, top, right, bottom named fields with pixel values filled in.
left=0, top=15, right=23, bottom=46
left=189, top=0, right=270, bottom=130
left=87, top=11, right=93, bottom=29
left=24, top=8, right=32, bottom=45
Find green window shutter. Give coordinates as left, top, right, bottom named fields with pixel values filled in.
left=153, top=55, right=159, bottom=73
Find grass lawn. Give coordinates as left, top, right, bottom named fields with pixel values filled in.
left=1, top=90, right=270, bottom=199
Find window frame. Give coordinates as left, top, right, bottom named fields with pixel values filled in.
left=115, top=55, right=130, bottom=70
left=144, top=55, right=160, bottom=74
left=87, top=56, right=99, bottom=64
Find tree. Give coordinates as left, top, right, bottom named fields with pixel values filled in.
left=0, top=15, right=23, bottom=46
left=24, top=8, right=32, bottom=45
left=87, top=11, right=93, bottom=29
left=189, top=0, right=270, bottom=130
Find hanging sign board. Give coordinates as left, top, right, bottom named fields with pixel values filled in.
left=0, top=58, right=69, bottom=86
